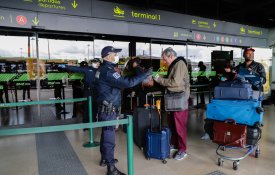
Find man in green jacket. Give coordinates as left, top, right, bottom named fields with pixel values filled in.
left=154, top=47, right=190, bottom=160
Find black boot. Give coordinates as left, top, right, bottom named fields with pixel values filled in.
left=100, top=159, right=118, bottom=167
left=107, top=165, right=126, bottom=175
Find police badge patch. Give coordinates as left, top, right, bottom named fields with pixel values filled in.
left=113, top=72, right=121, bottom=79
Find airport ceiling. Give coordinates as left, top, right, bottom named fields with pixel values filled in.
left=101, top=0, right=275, bottom=28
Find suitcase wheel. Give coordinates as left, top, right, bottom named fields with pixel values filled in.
left=255, top=150, right=260, bottom=158
left=233, top=161, right=239, bottom=170
left=218, top=158, right=223, bottom=166
left=162, top=159, right=167, bottom=164
left=220, top=146, right=226, bottom=151
left=146, top=157, right=150, bottom=160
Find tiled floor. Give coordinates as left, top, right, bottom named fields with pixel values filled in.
left=0, top=91, right=275, bottom=175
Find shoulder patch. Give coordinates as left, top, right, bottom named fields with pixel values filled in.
left=113, top=72, right=121, bottom=79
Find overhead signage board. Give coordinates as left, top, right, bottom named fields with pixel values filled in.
left=92, top=0, right=268, bottom=39
left=189, top=31, right=267, bottom=47
left=0, top=8, right=37, bottom=28
left=36, top=12, right=267, bottom=47
left=0, top=0, right=91, bottom=16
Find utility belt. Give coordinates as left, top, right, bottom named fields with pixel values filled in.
left=98, top=100, right=119, bottom=115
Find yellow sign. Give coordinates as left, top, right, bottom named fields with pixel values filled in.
left=213, top=21, right=217, bottom=28
left=27, top=58, right=46, bottom=80
left=240, top=27, right=246, bottom=34
left=173, top=32, right=179, bottom=38
left=131, top=11, right=160, bottom=21
left=72, top=0, right=78, bottom=9
left=114, top=6, right=125, bottom=18
left=32, top=17, right=39, bottom=26
left=160, top=60, right=168, bottom=72
left=0, top=16, right=4, bottom=22
left=248, top=29, right=262, bottom=36
left=260, top=61, right=270, bottom=94
left=38, top=0, right=66, bottom=11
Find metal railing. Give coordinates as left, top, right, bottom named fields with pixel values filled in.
left=0, top=97, right=134, bottom=175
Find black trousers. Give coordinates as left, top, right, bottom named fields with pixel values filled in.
left=83, top=89, right=98, bottom=123
left=22, top=85, right=31, bottom=100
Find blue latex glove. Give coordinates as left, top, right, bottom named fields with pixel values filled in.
left=220, top=77, right=226, bottom=81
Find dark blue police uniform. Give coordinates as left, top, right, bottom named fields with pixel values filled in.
left=65, top=65, right=98, bottom=122
left=95, top=60, right=148, bottom=165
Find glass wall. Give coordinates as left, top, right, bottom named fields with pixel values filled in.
left=252, top=47, right=272, bottom=96
left=1, top=34, right=273, bottom=128
left=0, top=35, right=38, bottom=126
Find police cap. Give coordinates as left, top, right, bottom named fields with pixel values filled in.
left=101, top=46, right=122, bottom=58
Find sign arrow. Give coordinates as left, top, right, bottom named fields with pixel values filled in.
left=72, top=0, right=78, bottom=9
left=32, top=17, right=39, bottom=26
left=213, top=21, right=217, bottom=28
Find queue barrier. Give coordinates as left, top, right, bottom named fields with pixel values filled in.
left=0, top=97, right=134, bottom=175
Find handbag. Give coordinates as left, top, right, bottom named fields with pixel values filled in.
left=164, top=91, right=188, bottom=111
left=213, top=119, right=247, bottom=148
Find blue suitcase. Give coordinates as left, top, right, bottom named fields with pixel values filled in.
left=146, top=127, right=170, bottom=164
left=214, top=81, right=253, bottom=100
left=206, top=99, right=263, bottom=126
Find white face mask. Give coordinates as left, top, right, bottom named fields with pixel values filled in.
left=113, top=55, right=120, bottom=64
left=92, top=63, right=99, bottom=69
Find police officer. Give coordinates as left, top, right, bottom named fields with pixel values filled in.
left=95, top=46, right=152, bottom=175
left=58, top=58, right=101, bottom=123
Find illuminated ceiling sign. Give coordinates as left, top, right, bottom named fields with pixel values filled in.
left=113, top=5, right=161, bottom=21
left=0, top=8, right=37, bottom=28
left=92, top=1, right=267, bottom=39
left=0, top=0, right=91, bottom=16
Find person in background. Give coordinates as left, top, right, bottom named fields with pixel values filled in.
left=236, top=47, right=266, bottom=91
left=0, top=88, right=3, bottom=103
left=131, top=57, right=149, bottom=107
left=197, top=61, right=208, bottom=105
left=58, top=58, right=101, bottom=123
left=95, top=46, right=152, bottom=175
left=221, top=62, right=245, bottom=82
left=22, top=77, right=31, bottom=101
left=153, top=47, right=190, bottom=161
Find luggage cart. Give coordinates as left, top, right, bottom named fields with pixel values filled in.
left=207, top=87, right=264, bottom=170
left=216, top=124, right=262, bottom=170
left=206, top=71, right=264, bottom=170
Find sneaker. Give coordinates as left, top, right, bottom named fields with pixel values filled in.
left=174, top=151, right=187, bottom=160
left=170, top=145, right=178, bottom=152
left=201, top=133, right=210, bottom=140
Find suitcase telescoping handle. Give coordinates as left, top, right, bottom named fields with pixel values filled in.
left=156, top=98, right=162, bottom=131
left=145, top=93, right=162, bottom=132
left=144, top=93, right=154, bottom=131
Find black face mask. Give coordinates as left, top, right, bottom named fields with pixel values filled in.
left=225, top=72, right=236, bottom=80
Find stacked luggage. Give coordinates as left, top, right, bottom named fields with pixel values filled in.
left=205, top=79, right=263, bottom=170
